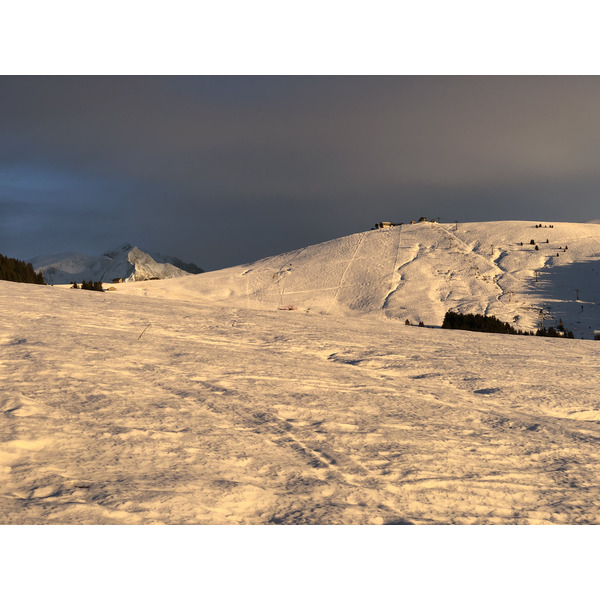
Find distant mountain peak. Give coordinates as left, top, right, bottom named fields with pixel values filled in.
left=31, top=244, right=203, bottom=284
left=103, top=243, right=134, bottom=259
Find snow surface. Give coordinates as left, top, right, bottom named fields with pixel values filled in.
left=30, top=244, right=197, bottom=285
left=118, top=220, right=600, bottom=338
left=2, top=220, right=600, bottom=524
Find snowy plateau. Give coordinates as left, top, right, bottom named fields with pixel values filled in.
left=1, top=220, right=600, bottom=524
left=29, top=243, right=203, bottom=285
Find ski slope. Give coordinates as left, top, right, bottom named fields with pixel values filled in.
left=2, top=268, right=600, bottom=524
left=116, top=220, right=600, bottom=339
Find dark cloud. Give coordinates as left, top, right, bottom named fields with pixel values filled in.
left=1, top=76, right=600, bottom=269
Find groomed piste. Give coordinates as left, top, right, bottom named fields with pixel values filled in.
left=119, top=220, right=600, bottom=338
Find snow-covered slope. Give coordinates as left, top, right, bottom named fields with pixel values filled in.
left=30, top=244, right=202, bottom=284
left=3, top=220, right=600, bottom=525
left=1, top=278, right=600, bottom=524
left=118, top=221, right=600, bottom=339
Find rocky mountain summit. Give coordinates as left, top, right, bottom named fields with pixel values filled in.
left=30, top=243, right=203, bottom=284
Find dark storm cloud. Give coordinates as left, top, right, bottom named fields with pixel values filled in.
left=1, top=76, right=600, bottom=269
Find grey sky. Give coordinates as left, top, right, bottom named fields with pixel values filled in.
left=1, top=76, right=600, bottom=270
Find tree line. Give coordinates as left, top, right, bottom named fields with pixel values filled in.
left=0, top=253, right=46, bottom=285
left=441, top=310, right=575, bottom=338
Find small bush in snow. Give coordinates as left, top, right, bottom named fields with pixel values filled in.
left=81, top=280, right=104, bottom=292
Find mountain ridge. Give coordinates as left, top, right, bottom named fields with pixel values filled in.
left=30, top=244, right=203, bottom=284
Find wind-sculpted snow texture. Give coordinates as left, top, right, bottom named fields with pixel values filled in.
left=118, top=221, right=600, bottom=339
left=1, top=278, right=600, bottom=524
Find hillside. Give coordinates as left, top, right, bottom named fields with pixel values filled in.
left=30, top=244, right=202, bottom=285
left=3, top=220, right=600, bottom=525
left=117, top=220, right=600, bottom=338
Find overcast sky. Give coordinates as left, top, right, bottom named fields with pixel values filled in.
left=2, top=76, right=600, bottom=270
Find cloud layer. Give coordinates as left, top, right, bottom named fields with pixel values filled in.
left=2, top=76, right=600, bottom=269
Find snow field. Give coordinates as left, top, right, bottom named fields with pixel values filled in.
left=1, top=279, right=600, bottom=524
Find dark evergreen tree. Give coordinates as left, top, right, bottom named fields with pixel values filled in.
left=0, top=253, right=46, bottom=285
left=536, top=326, right=575, bottom=338
left=442, top=311, right=522, bottom=335
left=81, top=280, right=104, bottom=292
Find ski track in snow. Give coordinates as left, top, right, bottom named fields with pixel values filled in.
left=117, top=220, right=600, bottom=337
left=325, top=232, right=367, bottom=314
left=2, top=272, right=600, bottom=524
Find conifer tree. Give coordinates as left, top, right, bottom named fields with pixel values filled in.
left=0, top=253, right=46, bottom=285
